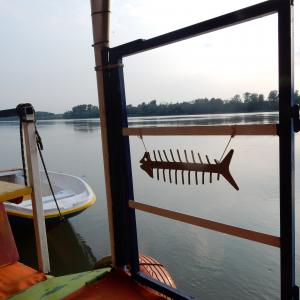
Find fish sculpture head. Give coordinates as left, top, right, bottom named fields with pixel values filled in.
left=140, top=152, right=154, bottom=178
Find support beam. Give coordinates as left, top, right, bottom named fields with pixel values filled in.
left=101, top=51, right=140, bottom=270
left=23, top=119, right=50, bottom=273
left=278, top=0, right=298, bottom=299
left=123, top=124, right=278, bottom=136
left=90, top=0, right=116, bottom=266
left=129, top=201, right=280, bottom=248
left=111, top=0, right=279, bottom=57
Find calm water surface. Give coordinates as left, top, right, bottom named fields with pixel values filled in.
left=1, top=112, right=299, bottom=300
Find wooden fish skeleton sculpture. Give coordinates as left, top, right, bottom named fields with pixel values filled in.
left=139, top=149, right=239, bottom=190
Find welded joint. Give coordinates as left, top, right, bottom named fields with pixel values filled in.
left=92, top=40, right=109, bottom=47
left=95, top=63, right=124, bottom=72
left=91, top=10, right=111, bottom=16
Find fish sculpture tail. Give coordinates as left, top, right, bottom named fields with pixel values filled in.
left=219, top=150, right=239, bottom=191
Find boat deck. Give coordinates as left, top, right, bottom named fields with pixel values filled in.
left=63, top=270, right=165, bottom=300
left=8, top=269, right=165, bottom=300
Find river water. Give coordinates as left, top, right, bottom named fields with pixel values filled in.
left=0, top=112, right=299, bottom=299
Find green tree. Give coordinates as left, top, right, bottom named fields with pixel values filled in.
left=63, top=104, right=99, bottom=119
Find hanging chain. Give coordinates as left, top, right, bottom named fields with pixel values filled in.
left=219, top=127, right=236, bottom=162
left=138, top=134, right=148, bottom=152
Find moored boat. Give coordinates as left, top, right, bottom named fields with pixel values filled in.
left=1, top=170, right=96, bottom=223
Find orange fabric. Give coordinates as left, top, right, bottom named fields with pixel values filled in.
left=63, top=270, right=166, bottom=300
left=0, top=203, right=19, bottom=267
left=0, top=262, right=46, bottom=300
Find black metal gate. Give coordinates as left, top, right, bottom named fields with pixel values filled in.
left=100, top=1, right=298, bottom=299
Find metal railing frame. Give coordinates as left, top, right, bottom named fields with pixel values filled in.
left=100, top=0, right=298, bottom=299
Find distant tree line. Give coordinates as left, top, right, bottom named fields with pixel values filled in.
left=1, top=90, right=299, bottom=121
left=60, top=90, right=300, bottom=119
left=63, top=104, right=99, bottom=119
left=127, top=90, right=300, bottom=117
left=36, top=111, right=61, bottom=120
left=39, top=90, right=300, bottom=118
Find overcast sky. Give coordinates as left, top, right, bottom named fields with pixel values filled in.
left=0, top=0, right=299, bottom=113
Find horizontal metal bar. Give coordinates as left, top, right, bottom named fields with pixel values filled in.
left=134, top=272, right=198, bottom=300
left=123, top=124, right=278, bottom=136
left=111, top=0, right=279, bottom=57
left=0, top=108, right=17, bottom=118
left=129, top=200, right=281, bottom=248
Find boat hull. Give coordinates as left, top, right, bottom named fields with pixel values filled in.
left=8, top=209, right=86, bottom=224
left=1, top=170, right=96, bottom=224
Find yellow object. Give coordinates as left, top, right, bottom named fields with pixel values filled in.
left=0, top=181, right=31, bottom=203
left=7, top=195, right=96, bottom=219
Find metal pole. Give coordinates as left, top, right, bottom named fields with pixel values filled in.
left=102, top=51, right=140, bottom=271
left=90, top=0, right=116, bottom=266
left=23, top=113, right=50, bottom=273
left=278, top=0, right=298, bottom=299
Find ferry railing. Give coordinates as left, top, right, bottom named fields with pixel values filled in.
left=98, top=0, right=298, bottom=299
left=0, top=104, right=50, bottom=273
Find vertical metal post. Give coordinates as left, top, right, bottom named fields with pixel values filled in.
left=114, top=55, right=139, bottom=274
left=278, top=0, right=298, bottom=299
left=90, top=0, right=117, bottom=266
left=101, top=49, right=139, bottom=271
left=23, top=113, right=50, bottom=273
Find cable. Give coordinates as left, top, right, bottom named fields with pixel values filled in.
left=219, top=127, right=236, bottom=162
left=138, top=134, right=148, bottom=152
left=219, top=135, right=234, bottom=162
left=35, top=126, right=64, bottom=221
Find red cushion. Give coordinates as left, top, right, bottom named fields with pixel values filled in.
left=0, top=262, right=46, bottom=300
left=0, top=203, right=19, bottom=267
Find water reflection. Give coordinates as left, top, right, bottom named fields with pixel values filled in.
left=129, top=112, right=279, bottom=127
left=11, top=220, right=97, bottom=276
left=0, top=112, right=279, bottom=131
left=63, top=119, right=100, bottom=132
left=0, top=121, right=19, bottom=128
left=1, top=111, right=292, bottom=300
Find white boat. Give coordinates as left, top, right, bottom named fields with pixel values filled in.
left=0, top=170, right=96, bottom=223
